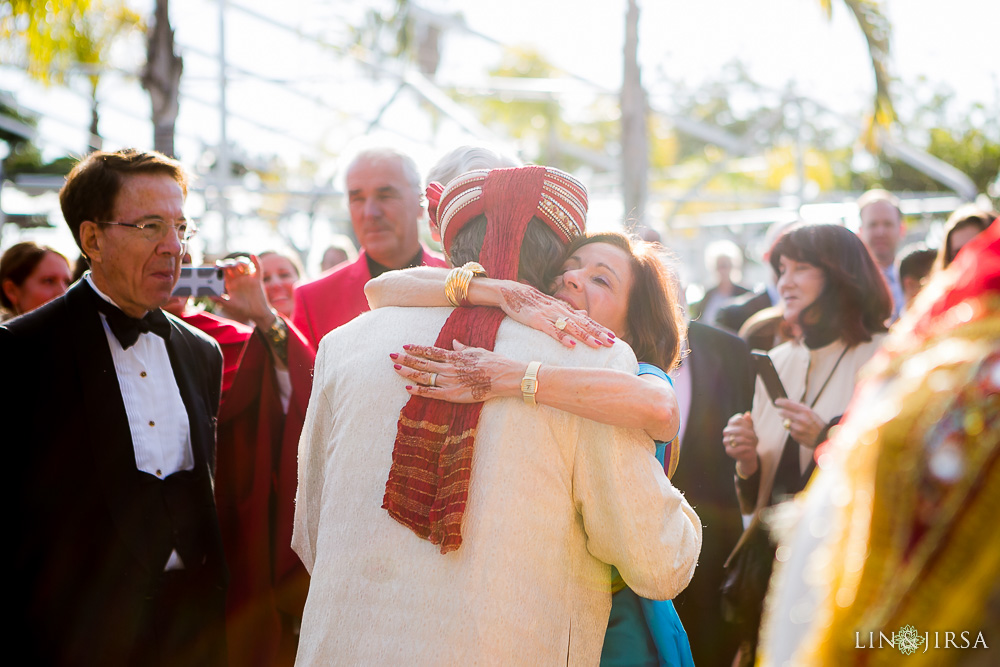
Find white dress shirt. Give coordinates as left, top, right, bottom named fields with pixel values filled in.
left=86, top=275, right=194, bottom=480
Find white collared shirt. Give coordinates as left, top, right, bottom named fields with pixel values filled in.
left=85, top=275, right=194, bottom=480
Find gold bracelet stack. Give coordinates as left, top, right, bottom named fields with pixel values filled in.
left=444, top=262, right=487, bottom=307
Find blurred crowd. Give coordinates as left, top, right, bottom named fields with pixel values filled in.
left=2, top=144, right=997, bottom=667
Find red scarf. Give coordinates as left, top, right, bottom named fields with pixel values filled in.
left=383, top=166, right=586, bottom=552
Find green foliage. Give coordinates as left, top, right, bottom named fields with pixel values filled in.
left=851, top=89, right=1000, bottom=196
left=1, top=0, right=92, bottom=84
left=465, top=47, right=560, bottom=142
left=1, top=0, right=142, bottom=87
left=351, top=0, right=411, bottom=61
left=837, top=0, right=895, bottom=139
left=4, top=146, right=75, bottom=177
left=928, top=126, right=1000, bottom=194
left=454, top=47, right=620, bottom=171
left=649, top=63, right=998, bottom=208
left=0, top=98, right=74, bottom=178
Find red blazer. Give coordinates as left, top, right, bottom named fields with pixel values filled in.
left=292, top=245, right=447, bottom=349
left=179, top=309, right=253, bottom=398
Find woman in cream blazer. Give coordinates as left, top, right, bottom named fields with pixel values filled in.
left=724, top=223, right=893, bottom=512
left=721, top=223, right=893, bottom=666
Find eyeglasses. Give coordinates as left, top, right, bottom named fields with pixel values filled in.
left=97, top=217, right=198, bottom=244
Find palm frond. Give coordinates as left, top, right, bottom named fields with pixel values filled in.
left=838, top=0, right=896, bottom=149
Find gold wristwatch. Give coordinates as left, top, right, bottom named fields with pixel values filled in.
left=521, top=361, right=541, bottom=406
left=263, top=311, right=288, bottom=346
left=261, top=310, right=289, bottom=364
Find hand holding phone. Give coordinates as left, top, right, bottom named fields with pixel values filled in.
left=751, top=351, right=787, bottom=404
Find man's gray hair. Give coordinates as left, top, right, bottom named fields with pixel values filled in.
left=426, top=145, right=520, bottom=190
left=346, top=147, right=422, bottom=198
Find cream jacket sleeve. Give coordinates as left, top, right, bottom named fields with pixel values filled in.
left=572, top=344, right=702, bottom=600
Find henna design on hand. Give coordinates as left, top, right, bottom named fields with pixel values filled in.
left=500, top=286, right=548, bottom=314
left=451, top=350, right=493, bottom=401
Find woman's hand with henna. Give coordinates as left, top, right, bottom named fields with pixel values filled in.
left=494, top=282, right=614, bottom=349
left=391, top=340, right=525, bottom=403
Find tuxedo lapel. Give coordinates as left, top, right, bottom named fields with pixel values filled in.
left=164, top=317, right=216, bottom=475
left=66, top=282, right=158, bottom=569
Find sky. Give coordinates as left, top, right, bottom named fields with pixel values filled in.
left=1, top=0, right=997, bottom=261
left=5, top=0, right=998, bottom=166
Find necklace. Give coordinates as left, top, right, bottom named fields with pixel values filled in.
left=801, top=343, right=850, bottom=410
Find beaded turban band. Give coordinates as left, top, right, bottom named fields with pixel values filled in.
left=384, top=165, right=589, bottom=554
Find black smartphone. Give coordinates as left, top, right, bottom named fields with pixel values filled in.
left=751, top=351, right=787, bottom=403
left=172, top=266, right=226, bottom=298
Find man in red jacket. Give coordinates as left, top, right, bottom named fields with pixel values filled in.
left=293, top=147, right=447, bottom=348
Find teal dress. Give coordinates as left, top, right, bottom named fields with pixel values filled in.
left=600, top=364, right=695, bottom=667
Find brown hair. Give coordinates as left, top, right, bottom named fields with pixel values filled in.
left=563, top=232, right=685, bottom=371
left=936, top=204, right=997, bottom=270
left=770, top=223, right=891, bottom=348
left=0, top=242, right=70, bottom=312
left=897, top=243, right=937, bottom=283
left=59, top=148, right=188, bottom=251
left=449, top=215, right=565, bottom=291
left=259, top=250, right=305, bottom=280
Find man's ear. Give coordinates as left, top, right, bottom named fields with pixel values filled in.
left=429, top=219, right=441, bottom=243
left=79, top=221, right=102, bottom=264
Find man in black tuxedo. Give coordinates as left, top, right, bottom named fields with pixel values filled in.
left=3, top=149, right=227, bottom=666
left=670, top=321, right=754, bottom=666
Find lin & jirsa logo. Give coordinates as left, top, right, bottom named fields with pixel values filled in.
left=855, top=625, right=989, bottom=655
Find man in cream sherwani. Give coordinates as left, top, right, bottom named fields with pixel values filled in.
left=292, top=167, right=701, bottom=665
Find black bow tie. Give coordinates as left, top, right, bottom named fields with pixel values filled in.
left=93, top=295, right=172, bottom=349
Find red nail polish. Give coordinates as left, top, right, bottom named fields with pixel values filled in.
left=569, top=339, right=576, bottom=346
left=403, top=344, right=411, bottom=350
left=389, top=353, right=398, bottom=360
left=405, top=386, right=413, bottom=390
left=608, top=332, right=615, bottom=338
left=394, top=364, right=402, bottom=370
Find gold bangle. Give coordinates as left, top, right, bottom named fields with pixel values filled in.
left=521, top=361, right=541, bottom=406
left=463, top=262, right=487, bottom=277
left=444, top=262, right=487, bottom=307
left=444, top=268, right=467, bottom=307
